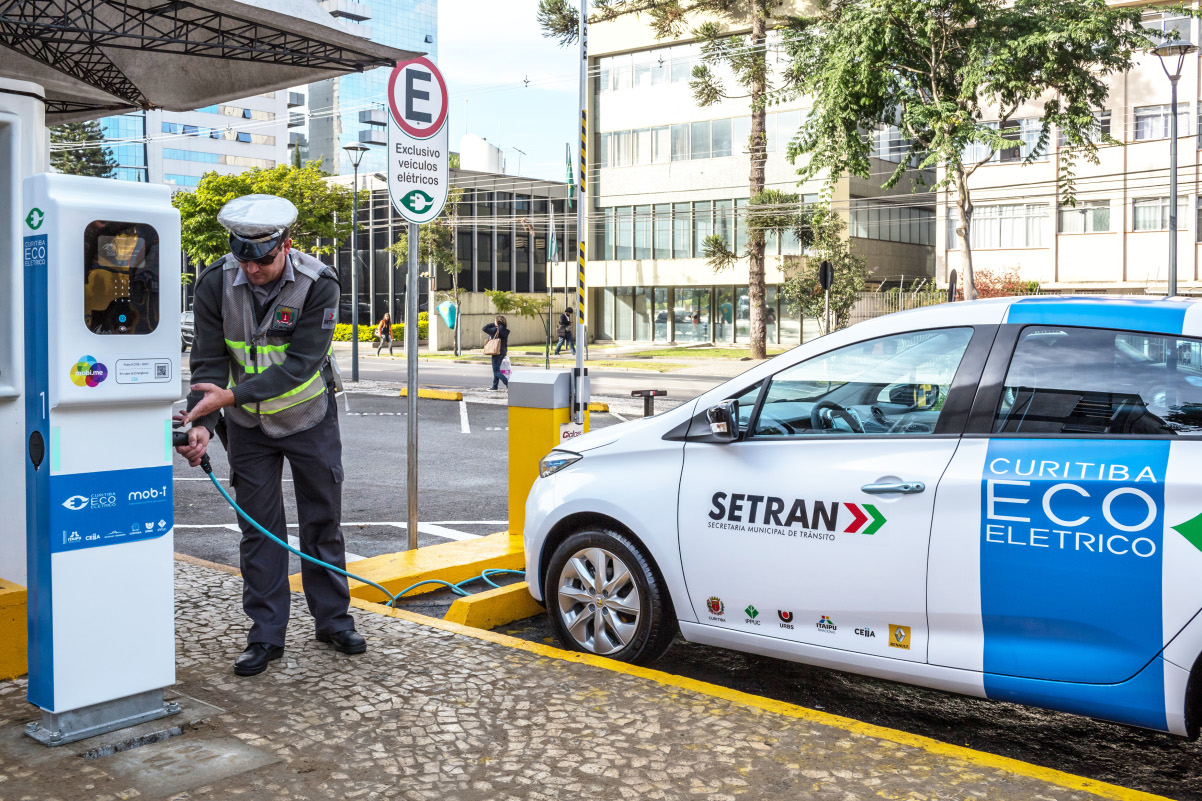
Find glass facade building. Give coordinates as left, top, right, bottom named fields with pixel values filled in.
left=98, top=114, right=148, bottom=182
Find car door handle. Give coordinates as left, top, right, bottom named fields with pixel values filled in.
left=861, top=481, right=925, bottom=495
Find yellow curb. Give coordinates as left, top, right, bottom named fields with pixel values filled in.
left=0, top=579, right=27, bottom=680
left=399, top=388, right=463, bottom=401
left=289, top=531, right=522, bottom=602
left=178, top=553, right=1168, bottom=801
left=444, top=581, right=544, bottom=630
left=586, top=402, right=609, bottom=412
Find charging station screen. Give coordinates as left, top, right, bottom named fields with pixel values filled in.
left=84, top=221, right=159, bottom=336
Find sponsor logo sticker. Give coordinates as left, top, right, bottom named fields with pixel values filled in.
left=854, top=626, right=876, bottom=638
left=889, top=624, right=911, bottom=650
left=70, top=355, right=108, bottom=387
left=816, top=615, right=837, bottom=633
left=706, top=596, right=725, bottom=618
left=706, top=491, right=885, bottom=541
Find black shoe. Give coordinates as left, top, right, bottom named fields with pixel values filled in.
left=234, top=643, right=283, bottom=676
left=316, top=629, right=367, bottom=655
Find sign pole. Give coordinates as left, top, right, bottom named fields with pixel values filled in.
left=407, top=222, right=419, bottom=550
left=386, top=56, right=449, bottom=551
left=573, top=0, right=588, bottom=425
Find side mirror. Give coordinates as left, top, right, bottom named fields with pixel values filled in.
left=706, top=399, right=740, bottom=442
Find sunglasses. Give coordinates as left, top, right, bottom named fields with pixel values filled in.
left=238, top=247, right=282, bottom=267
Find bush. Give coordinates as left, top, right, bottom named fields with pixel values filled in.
left=330, top=316, right=429, bottom=342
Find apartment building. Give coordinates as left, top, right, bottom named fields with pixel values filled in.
left=937, top=9, right=1199, bottom=294
left=578, top=6, right=936, bottom=345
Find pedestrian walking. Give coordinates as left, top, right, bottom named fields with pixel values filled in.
left=176, top=193, right=365, bottom=677
left=555, top=307, right=576, bottom=355
left=483, top=315, right=510, bottom=390
left=375, top=311, right=393, bottom=356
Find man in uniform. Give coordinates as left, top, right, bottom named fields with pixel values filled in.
left=176, top=194, right=366, bottom=676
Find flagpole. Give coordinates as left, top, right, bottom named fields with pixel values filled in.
left=574, top=0, right=588, bottom=425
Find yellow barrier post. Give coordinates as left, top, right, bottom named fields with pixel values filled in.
left=508, top=371, right=588, bottom=539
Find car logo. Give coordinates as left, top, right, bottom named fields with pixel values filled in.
left=777, top=610, right=793, bottom=623
left=62, top=495, right=89, bottom=510
left=889, top=624, right=911, bottom=650
left=706, top=597, right=724, bottom=616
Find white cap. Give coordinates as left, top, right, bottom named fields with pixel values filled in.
left=217, top=194, right=298, bottom=238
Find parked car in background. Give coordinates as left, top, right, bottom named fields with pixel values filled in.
left=181, top=311, right=194, bottom=351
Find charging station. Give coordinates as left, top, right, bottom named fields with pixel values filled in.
left=23, top=173, right=181, bottom=745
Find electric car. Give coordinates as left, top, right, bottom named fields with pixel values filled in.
left=524, top=296, right=1202, bottom=736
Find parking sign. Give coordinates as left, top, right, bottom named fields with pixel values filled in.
left=387, top=57, right=449, bottom=224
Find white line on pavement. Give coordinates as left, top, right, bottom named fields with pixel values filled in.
left=416, top=523, right=481, bottom=542
left=609, top=411, right=628, bottom=422
left=174, top=477, right=293, bottom=482
left=459, top=399, right=470, bottom=434
left=288, top=534, right=364, bottom=563
left=175, top=521, right=492, bottom=543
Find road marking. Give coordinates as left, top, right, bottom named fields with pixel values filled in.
left=485, top=426, right=508, bottom=431
left=459, top=400, right=470, bottom=434
left=288, top=534, right=364, bottom=563
left=416, top=523, right=481, bottom=541
left=609, top=411, right=628, bottom=422
left=174, top=477, right=293, bottom=482
left=176, top=521, right=489, bottom=544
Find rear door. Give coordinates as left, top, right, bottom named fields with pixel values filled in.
left=928, top=316, right=1202, bottom=729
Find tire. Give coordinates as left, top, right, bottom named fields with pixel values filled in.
left=544, top=527, right=677, bottom=665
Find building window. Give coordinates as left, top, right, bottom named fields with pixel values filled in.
left=1133, top=197, right=1188, bottom=231
left=690, top=121, right=711, bottom=159
left=634, top=205, right=651, bottom=259
left=652, top=126, right=670, bottom=163
left=671, top=123, right=690, bottom=161
left=711, top=119, right=732, bottom=158
left=947, top=204, right=1048, bottom=248
left=165, top=174, right=201, bottom=187
left=601, top=207, right=614, bottom=260
left=1058, top=200, right=1110, bottom=234
left=1059, top=111, right=1111, bottom=147
left=616, top=206, right=633, bottom=259
left=673, top=202, right=691, bottom=258
left=1134, top=105, right=1190, bottom=141
left=634, top=128, right=652, bottom=165
left=653, top=204, right=671, bottom=259
left=713, top=199, right=734, bottom=247
left=693, top=200, right=712, bottom=255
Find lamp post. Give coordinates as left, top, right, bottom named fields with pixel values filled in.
left=1155, top=39, right=1198, bottom=297
left=344, top=141, right=369, bottom=381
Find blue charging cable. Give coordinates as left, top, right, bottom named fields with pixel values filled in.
left=184, top=443, right=524, bottom=607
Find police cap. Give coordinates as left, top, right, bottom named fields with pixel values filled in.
left=217, top=194, right=299, bottom=262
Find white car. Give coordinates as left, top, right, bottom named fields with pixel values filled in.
left=525, top=296, right=1202, bottom=737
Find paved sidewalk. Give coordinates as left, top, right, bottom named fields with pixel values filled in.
left=0, top=559, right=1160, bottom=801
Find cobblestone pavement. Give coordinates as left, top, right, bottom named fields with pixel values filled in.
left=0, top=561, right=1158, bottom=801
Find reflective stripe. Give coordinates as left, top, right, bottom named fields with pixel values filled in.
left=256, top=371, right=324, bottom=414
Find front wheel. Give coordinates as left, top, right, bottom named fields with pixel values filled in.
left=545, top=528, right=676, bottom=664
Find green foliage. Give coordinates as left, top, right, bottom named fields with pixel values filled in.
left=779, top=209, right=866, bottom=334
left=784, top=0, right=1165, bottom=298
left=50, top=121, right=117, bottom=179
left=486, top=290, right=552, bottom=320
left=449, top=152, right=461, bottom=169
left=172, top=161, right=361, bottom=266
left=331, top=315, right=429, bottom=342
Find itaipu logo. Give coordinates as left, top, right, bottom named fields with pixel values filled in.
left=400, top=189, right=434, bottom=214
left=69, top=355, right=107, bottom=387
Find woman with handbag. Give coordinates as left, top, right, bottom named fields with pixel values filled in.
left=482, top=315, right=510, bottom=391
left=374, top=312, right=393, bottom=357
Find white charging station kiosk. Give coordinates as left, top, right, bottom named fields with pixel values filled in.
left=23, top=173, right=180, bottom=745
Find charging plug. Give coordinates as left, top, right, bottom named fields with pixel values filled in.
left=172, top=429, right=213, bottom=473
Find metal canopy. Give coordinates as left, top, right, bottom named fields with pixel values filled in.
left=0, top=0, right=421, bottom=122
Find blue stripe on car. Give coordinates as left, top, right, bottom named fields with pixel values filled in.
left=1006, top=297, right=1187, bottom=335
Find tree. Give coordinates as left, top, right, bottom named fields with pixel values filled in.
left=537, top=0, right=790, bottom=359
left=172, top=161, right=361, bottom=266
left=779, top=208, right=866, bottom=335
left=50, top=121, right=117, bottom=178
left=390, top=185, right=466, bottom=353
left=784, top=0, right=1161, bottom=300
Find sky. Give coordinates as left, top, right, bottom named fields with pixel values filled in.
left=438, top=0, right=580, bottom=182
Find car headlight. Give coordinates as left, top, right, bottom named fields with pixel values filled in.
left=539, top=450, right=582, bottom=478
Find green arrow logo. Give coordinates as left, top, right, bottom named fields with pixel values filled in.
left=25, top=208, right=44, bottom=229
left=1173, top=512, right=1202, bottom=554
left=744, top=605, right=758, bottom=619
left=863, top=504, right=886, bottom=536
left=400, top=189, right=434, bottom=215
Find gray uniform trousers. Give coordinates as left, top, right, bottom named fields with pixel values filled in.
left=225, top=387, right=354, bottom=646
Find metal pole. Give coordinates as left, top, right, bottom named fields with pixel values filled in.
left=574, top=0, right=588, bottom=424
left=350, top=165, right=360, bottom=381
left=1169, top=74, right=1180, bottom=297
left=824, top=289, right=830, bottom=335
left=407, top=222, right=419, bottom=550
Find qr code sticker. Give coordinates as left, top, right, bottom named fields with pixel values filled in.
left=156, top=363, right=169, bottom=379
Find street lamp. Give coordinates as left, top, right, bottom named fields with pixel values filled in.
left=1155, top=39, right=1198, bottom=297
left=344, top=141, right=369, bottom=381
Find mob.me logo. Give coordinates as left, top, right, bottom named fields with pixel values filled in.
left=128, top=486, right=168, bottom=503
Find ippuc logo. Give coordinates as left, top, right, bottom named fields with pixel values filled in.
left=62, top=495, right=89, bottom=511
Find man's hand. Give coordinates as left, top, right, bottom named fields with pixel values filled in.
left=174, top=424, right=211, bottom=468
left=182, top=383, right=235, bottom=425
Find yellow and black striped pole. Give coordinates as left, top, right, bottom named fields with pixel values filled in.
left=573, top=0, right=589, bottom=424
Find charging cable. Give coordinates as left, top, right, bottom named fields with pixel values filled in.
left=173, top=430, right=525, bottom=607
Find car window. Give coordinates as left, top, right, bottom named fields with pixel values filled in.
left=753, top=327, right=974, bottom=437
left=731, top=380, right=763, bottom=431
left=994, top=326, right=1202, bottom=436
